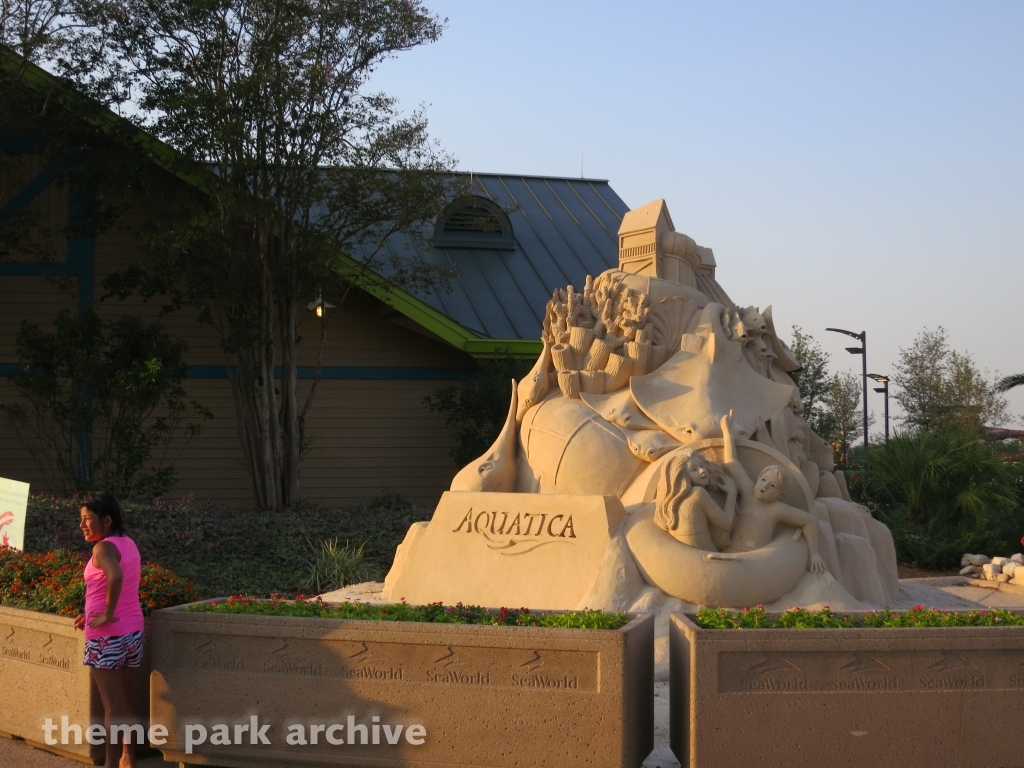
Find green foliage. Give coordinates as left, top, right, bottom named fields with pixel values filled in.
left=1, top=309, right=210, bottom=499
left=298, top=539, right=382, bottom=594
left=996, top=373, right=1024, bottom=393
left=424, top=354, right=533, bottom=467
left=848, top=430, right=1024, bottom=568
left=789, top=326, right=834, bottom=437
left=76, top=0, right=461, bottom=508
left=820, top=370, right=868, bottom=453
left=693, top=605, right=1024, bottom=629
left=893, top=327, right=1009, bottom=434
left=24, top=491, right=432, bottom=599
left=185, top=595, right=631, bottom=630
left=0, top=545, right=196, bottom=616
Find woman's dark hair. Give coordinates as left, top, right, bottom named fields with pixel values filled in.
left=81, top=492, right=125, bottom=534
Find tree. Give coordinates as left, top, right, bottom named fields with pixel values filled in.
left=893, top=327, right=1009, bottom=434
left=996, top=373, right=1024, bottom=393
left=86, top=0, right=460, bottom=507
left=820, top=370, right=866, bottom=455
left=849, top=429, right=1023, bottom=568
left=1, top=309, right=210, bottom=498
left=424, top=355, right=533, bottom=468
left=788, top=326, right=834, bottom=438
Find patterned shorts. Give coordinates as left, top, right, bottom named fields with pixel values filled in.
left=83, top=630, right=145, bottom=670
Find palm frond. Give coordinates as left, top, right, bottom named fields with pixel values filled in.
left=996, top=373, right=1024, bottom=393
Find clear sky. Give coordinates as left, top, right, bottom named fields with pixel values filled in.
left=372, top=1, right=1024, bottom=435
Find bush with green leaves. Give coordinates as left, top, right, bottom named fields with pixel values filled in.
left=24, top=491, right=432, bottom=599
left=848, top=430, right=1024, bottom=568
left=424, top=353, right=533, bottom=467
left=1, top=309, right=210, bottom=499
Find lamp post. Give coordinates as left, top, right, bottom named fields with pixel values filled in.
left=867, top=374, right=890, bottom=443
left=826, top=327, right=868, bottom=448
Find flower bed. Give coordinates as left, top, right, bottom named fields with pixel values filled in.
left=670, top=610, right=1024, bottom=768
left=694, top=604, right=1024, bottom=629
left=0, top=546, right=197, bottom=615
left=0, top=546, right=196, bottom=764
left=150, top=600, right=654, bottom=767
left=186, top=593, right=632, bottom=629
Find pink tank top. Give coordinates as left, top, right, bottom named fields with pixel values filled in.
left=83, top=534, right=145, bottom=639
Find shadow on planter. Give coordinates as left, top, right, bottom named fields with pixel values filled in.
left=670, top=612, right=1024, bottom=768
left=151, top=602, right=654, bottom=768
left=0, top=605, right=152, bottom=765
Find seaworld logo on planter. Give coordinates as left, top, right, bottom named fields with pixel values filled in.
left=451, top=507, right=576, bottom=555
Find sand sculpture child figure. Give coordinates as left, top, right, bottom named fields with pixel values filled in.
left=654, top=450, right=738, bottom=551
left=721, top=410, right=827, bottom=573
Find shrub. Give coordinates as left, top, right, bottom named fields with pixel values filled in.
left=0, top=545, right=196, bottom=616
left=848, top=430, right=1024, bottom=568
left=22, top=491, right=433, bottom=599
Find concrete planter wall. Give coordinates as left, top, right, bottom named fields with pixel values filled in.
left=0, top=605, right=151, bottom=765
left=670, top=613, right=1024, bottom=768
left=150, top=606, right=654, bottom=768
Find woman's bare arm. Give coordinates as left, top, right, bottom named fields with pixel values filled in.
left=88, top=540, right=123, bottom=629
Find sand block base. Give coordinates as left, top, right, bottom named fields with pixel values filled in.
left=0, top=606, right=151, bottom=765
left=670, top=613, right=1024, bottom=768
left=151, top=607, right=654, bottom=768
left=384, top=491, right=627, bottom=610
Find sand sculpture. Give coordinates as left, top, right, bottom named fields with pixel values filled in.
left=386, top=199, right=899, bottom=617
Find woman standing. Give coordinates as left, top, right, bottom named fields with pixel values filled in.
left=74, top=492, right=144, bottom=768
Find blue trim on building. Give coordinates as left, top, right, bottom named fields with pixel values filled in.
left=0, top=158, right=71, bottom=214
left=185, top=365, right=477, bottom=381
left=1, top=363, right=477, bottom=381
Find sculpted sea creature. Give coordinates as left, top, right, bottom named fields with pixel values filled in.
left=450, top=380, right=519, bottom=493
left=516, top=339, right=551, bottom=421
left=629, top=305, right=794, bottom=444
left=580, top=389, right=659, bottom=431
left=627, top=430, right=682, bottom=462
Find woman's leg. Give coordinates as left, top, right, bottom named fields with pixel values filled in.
left=119, top=667, right=138, bottom=768
left=89, top=667, right=138, bottom=768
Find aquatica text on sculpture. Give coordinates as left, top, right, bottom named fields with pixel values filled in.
left=451, top=507, right=577, bottom=554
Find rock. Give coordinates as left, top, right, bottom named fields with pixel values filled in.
left=959, top=565, right=978, bottom=576
left=981, top=562, right=1002, bottom=580
left=967, top=554, right=991, bottom=566
left=1011, top=553, right=1024, bottom=565
left=1003, top=562, right=1018, bottom=578
left=996, top=573, right=1011, bottom=583
left=961, top=553, right=974, bottom=567
left=1013, top=572, right=1024, bottom=586
left=991, top=556, right=1010, bottom=566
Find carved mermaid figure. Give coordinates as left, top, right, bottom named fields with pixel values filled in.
left=653, top=450, right=737, bottom=551
left=720, top=411, right=827, bottom=573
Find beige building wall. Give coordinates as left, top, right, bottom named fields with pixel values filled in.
left=0, top=167, right=476, bottom=507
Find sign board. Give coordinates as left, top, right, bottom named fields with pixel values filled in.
left=382, top=491, right=626, bottom=610
left=0, top=477, right=30, bottom=550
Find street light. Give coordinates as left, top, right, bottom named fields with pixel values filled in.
left=826, top=327, right=868, bottom=449
left=867, top=374, right=890, bottom=443
left=306, top=295, right=336, bottom=318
